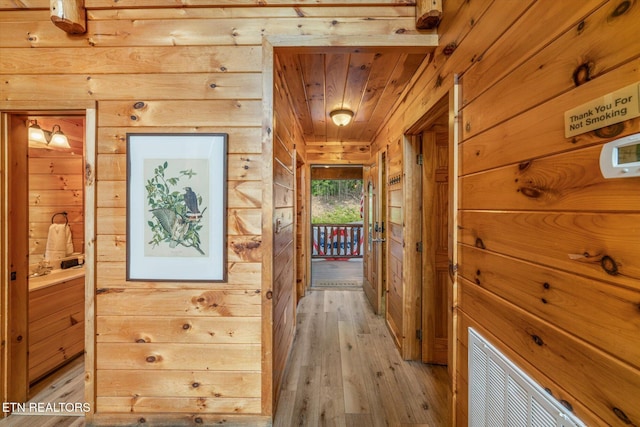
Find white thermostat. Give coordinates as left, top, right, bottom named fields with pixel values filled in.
left=599, top=132, right=640, bottom=178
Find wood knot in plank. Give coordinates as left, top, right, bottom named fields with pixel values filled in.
left=610, top=1, right=632, bottom=19
left=518, top=160, right=532, bottom=171
left=518, top=186, right=543, bottom=199
left=531, top=334, right=544, bottom=346
left=594, top=123, right=624, bottom=138
left=572, top=63, right=592, bottom=86
left=443, top=42, right=457, bottom=56
left=613, top=407, right=632, bottom=424
left=600, top=255, right=619, bottom=276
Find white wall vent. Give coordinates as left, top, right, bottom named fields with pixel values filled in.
left=468, top=327, right=585, bottom=427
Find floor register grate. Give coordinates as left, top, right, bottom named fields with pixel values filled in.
left=313, top=280, right=362, bottom=287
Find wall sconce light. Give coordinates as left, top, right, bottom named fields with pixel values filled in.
left=330, top=109, right=354, bottom=127
left=28, top=120, right=71, bottom=149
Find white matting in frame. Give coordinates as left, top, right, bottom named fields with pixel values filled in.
left=126, top=133, right=227, bottom=282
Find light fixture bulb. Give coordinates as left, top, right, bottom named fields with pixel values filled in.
left=48, top=125, right=70, bottom=149
left=330, top=109, right=354, bottom=127
left=28, top=121, right=47, bottom=144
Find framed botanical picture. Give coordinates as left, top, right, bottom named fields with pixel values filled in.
left=126, top=133, right=227, bottom=282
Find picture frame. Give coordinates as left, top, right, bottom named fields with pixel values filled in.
left=126, top=133, right=227, bottom=282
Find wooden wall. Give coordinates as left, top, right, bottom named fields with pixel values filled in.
left=372, top=0, right=640, bottom=425
left=0, top=0, right=422, bottom=424
left=28, top=116, right=84, bottom=265
left=385, top=136, right=404, bottom=349
left=271, top=53, right=302, bottom=405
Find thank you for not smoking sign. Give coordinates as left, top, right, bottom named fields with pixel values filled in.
left=564, top=82, right=640, bottom=138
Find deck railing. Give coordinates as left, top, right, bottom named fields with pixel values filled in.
left=312, top=223, right=364, bottom=258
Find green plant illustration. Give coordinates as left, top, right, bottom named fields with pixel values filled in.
left=145, top=161, right=206, bottom=255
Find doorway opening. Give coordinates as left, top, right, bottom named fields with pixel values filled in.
left=404, top=93, right=454, bottom=365
left=309, top=165, right=364, bottom=289
left=1, top=107, right=95, bottom=416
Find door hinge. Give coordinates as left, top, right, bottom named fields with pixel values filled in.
left=416, top=241, right=423, bottom=252
left=416, top=329, right=422, bottom=340
left=417, top=153, right=423, bottom=165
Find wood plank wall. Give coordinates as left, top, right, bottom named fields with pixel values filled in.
left=272, top=53, right=302, bottom=405
left=385, top=137, right=404, bottom=349
left=371, top=0, right=640, bottom=426
left=0, top=1, right=421, bottom=424
left=28, top=117, right=85, bottom=265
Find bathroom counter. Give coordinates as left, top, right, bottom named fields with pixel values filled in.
left=29, top=265, right=85, bottom=292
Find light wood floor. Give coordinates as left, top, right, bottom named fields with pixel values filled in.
left=311, top=259, right=364, bottom=288
left=0, top=356, right=85, bottom=426
left=1, top=288, right=450, bottom=427
left=274, top=289, right=451, bottom=426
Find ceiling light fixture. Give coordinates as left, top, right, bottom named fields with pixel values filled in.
left=28, top=120, right=71, bottom=149
left=330, top=109, right=354, bottom=127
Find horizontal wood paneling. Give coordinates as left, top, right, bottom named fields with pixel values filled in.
left=461, top=2, right=640, bottom=140
left=3, top=73, right=262, bottom=101
left=460, top=59, right=640, bottom=176
left=97, top=316, right=261, bottom=344
left=0, top=17, right=420, bottom=48
left=460, top=145, right=640, bottom=211
left=96, top=396, right=261, bottom=414
left=459, top=0, right=605, bottom=108
left=97, top=100, right=263, bottom=127
left=458, top=245, right=640, bottom=369
left=460, top=280, right=640, bottom=426
left=96, top=343, right=261, bottom=370
left=94, top=261, right=261, bottom=289
left=0, top=46, right=263, bottom=74
left=28, top=145, right=84, bottom=263
left=459, top=211, right=640, bottom=289
left=96, top=289, right=261, bottom=317
left=96, top=370, right=261, bottom=397
left=97, top=127, right=262, bottom=155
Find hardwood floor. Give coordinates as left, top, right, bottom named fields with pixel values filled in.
left=274, top=289, right=451, bottom=427
left=0, top=356, right=86, bottom=426
left=311, top=259, right=364, bottom=288
left=1, top=289, right=450, bottom=427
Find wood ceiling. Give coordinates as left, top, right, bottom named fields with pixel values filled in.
left=275, top=47, right=433, bottom=148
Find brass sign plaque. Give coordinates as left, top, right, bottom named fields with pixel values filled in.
left=564, top=82, right=640, bottom=138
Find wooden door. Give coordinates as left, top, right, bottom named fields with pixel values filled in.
left=5, top=114, right=30, bottom=404
left=295, top=153, right=306, bottom=302
left=421, top=130, right=449, bottom=365
left=362, top=166, right=379, bottom=313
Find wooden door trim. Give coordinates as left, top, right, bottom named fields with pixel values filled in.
left=404, top=134, right=423, bottom=360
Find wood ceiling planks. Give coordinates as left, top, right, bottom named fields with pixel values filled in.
left=276, top=49, right=430, bottom=146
